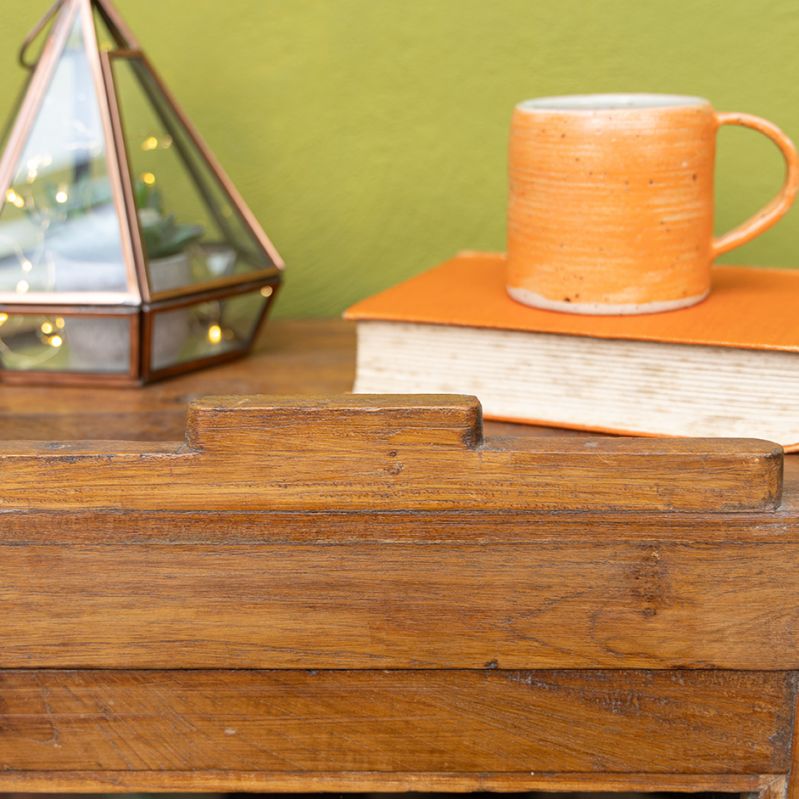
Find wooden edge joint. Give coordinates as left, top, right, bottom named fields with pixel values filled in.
left=758, top=774, right=788, bottom=799
left=185, top=394, right=485, bottom=451
left=0, top=395, right=782, bottom=514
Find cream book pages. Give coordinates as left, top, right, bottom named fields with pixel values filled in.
left=353, top=320, right=799, bottom=447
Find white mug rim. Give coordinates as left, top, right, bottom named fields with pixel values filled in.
left=516, top=93, right=711, bottom=113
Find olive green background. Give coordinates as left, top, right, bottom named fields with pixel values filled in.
left=3, top=0, right=798, bottom=317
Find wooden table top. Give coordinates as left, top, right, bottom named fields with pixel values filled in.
left=1, top=317, right=796, bottom=502
left=0, top=318, right=570, bottom=442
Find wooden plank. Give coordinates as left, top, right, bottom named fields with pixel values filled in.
left=3, top=541, right=799, bottom=668
left=789, top=687, right=799, bottom=799
left=765, top=776, right=789, bottom=799
left=186, top=393, right=484, bottom=449
left=2, top=506, right=799, bottom=545
left=0, top=395, right=783, bottom=512
left=0, top=771, right=778, bottom=795
left=0, top=670, right=790, bottom=775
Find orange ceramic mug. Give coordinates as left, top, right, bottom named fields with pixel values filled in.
left=507, top=93, right=799, bottom=314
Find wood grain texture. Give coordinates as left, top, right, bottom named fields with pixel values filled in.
left=764, top=775, right=789, bottom=799
left=0, top=320, right=357, bottom=441
left=789, top=686, right=799, bottom=799
left=0, top=394, right=783, bottom=512
left=0, top=771, right=779, bottom=795
left=0, top=670, right=791, bottom=774
left=5, top=503, right=799, bottom=545
left=0, top=319, right=797, bottom=793
left=3, top=539, right=799, bottom=669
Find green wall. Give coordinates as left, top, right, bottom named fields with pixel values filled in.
left=3, top=0, right=798, bottom=317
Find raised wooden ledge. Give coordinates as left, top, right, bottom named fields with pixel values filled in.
left=0, top=394, right=782, bottom=512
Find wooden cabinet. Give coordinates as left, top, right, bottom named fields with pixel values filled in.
left=0, top=320, right=795, bottom=798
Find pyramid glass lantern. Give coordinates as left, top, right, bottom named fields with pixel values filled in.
left=0, top=0, right=283, bottom=384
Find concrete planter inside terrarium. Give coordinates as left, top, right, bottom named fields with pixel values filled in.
left=140, top=202, right=206, bottom=370
left=54, top=191, right=209, bottom=371
left=49, top=204, right=130, bottom=371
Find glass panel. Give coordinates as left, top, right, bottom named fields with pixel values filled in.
left=0, top=311, right=131, bottom=373
left=0, top=15, right=128, bottom=296
left=111, top=56, right=275, bottom=296
left=150, top=288, right=267, bottom=371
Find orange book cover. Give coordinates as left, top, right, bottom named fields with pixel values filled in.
left=345, top=251, right=799, bottom=353
left=345, top=252, right=799, bottom=449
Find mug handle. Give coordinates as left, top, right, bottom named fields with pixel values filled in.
left=712, top=112, right=799, bottom=258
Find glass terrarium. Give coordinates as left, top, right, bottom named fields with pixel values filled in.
left=0, top=0, right=283, bottom=384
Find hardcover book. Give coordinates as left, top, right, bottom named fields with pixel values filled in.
left=345, top=252, right=799, bottom=450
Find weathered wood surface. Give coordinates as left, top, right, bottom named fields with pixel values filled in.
left=0, top=320, right=798, bottom=794
left=0, top=394, right=783, bottom=512
left=0, top=316, right=795, bottom=511
left=4, top=503, right=799, bottom=544
left=0, top=670, right=791, bottom=774
left=2, top=539, right=799, bottom=669
left=0, top=771, right=780, bottom=795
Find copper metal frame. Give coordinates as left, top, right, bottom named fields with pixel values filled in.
left=0, top=74, right=35, bottom=154
left=110, top=49, right=258, bottom=275
left=102, top=48, right=283, bottom=304
left=78, top=0, right=142, bottom=299
left=116, top=43, right=284, bottom=271
left=141, top=275, right=281, bottom=384
left=98, top=46, right=151, bottom=302
left=0, top=303, right=140, bottom=386
left=92, top=0, right=139, bottom=50
left=0, top=1, right=74, bottom=297
left=0, top=0, right=284, bottom=385
left=2, top=1, right=75, bottom=191
left=0, top=0, right=141, bottom=305
left=18, top=0, right=67, bottom=68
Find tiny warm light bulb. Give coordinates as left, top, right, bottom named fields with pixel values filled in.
left=16, top=280, right=29, bottom=294
left=141, top=135, right=159, bottom=151
left=141, top=172, right=157, bottom=186
left=5, top=188, right=25, bottom=209
left=48, top=334, right=63, bottom=348
left=55, top=186, right=69, bottom=204
left=0, top=313, right=7, bottom=326
left=260, top=286, right=273, bottom=298
left=40, top=321, right=54, bottom=335
left=207, top=323, right=223, bottom=344
left=55, top=317, right=65, bottom=329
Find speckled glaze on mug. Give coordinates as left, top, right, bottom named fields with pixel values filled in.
left=507, top=93, right=799, bottom=315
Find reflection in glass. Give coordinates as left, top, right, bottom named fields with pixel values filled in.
left=111, top=57, right=274, bottom=296
left=0, top=311, right=131, bottom=372
left=151, top=289, right=268, bottom=371
left=0, top=15, right=127, bottom=296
